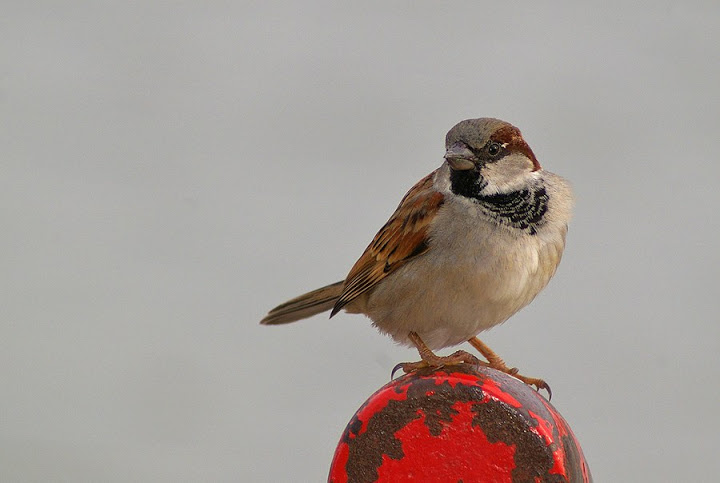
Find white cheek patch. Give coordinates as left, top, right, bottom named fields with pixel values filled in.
left=481, top=154, right=536, bottom=194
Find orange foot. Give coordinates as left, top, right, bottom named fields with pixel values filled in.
left=468, top=336, right=552, bottom=399
left=392, top=332, right=483, bottom=378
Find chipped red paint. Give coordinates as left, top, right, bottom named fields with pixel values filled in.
left=354, top=382, right=410, bottom=436
left=477, top=377, right=523, bottom=408
left=528, top=409, right=565, bottom=476
left=376, top=400, right=517, bottom=482
left=328, top=365, right=592, bottom=483
left=332, top=443, right=350, bottom=483
left=543, top=399, right=594, bottom=483
left=425, top=369, right=481, bottom=389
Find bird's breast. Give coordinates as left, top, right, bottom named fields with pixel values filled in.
left=356, top=200, right=566, bottom=350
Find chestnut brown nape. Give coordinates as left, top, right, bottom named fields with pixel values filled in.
left=489, top=124, right=541, bottom=171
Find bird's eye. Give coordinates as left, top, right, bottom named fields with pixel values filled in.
left=487, top=142, right=501, bottom=157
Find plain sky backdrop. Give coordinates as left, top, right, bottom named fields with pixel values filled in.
left=2, top=2, right=719, bottom=481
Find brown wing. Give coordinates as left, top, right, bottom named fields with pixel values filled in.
left=330, top=171, right=445, bottom=316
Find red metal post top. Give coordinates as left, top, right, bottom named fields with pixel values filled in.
left=329, top=365, right=592, bottom=483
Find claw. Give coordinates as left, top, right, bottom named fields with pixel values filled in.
left=391, top=362, right=409, bottom=379
left=538, top=382, right=552, bottom=400
left=513, top=374, right=552, bottom=400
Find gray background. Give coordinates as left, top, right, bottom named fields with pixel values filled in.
left=2, top=2, right=719, bottom=482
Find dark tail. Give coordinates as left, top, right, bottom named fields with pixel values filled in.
left=260, top=281, right=344, bottom=325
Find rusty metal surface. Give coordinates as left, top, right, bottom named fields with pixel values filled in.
left=329, top=365, right=592, bottom=483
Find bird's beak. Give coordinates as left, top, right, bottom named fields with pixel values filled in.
left=444, top=143, right=476, bottom=171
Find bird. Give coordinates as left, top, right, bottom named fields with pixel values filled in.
left=260, top=118, right=573, bottom=394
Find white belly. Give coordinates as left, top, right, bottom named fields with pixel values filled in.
left=347, top=202, right=566, bottom=350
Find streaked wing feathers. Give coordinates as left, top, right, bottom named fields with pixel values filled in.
left=331, top=172, right=444, bottom=316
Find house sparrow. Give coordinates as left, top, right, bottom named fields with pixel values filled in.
left=260, top=118, right=573, bottom=395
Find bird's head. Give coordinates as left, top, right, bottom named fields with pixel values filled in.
left=443, top=118, right=541, bottom=198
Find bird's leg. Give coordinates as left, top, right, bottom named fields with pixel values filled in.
left=393, top=332, right=483, bottom=376
left=468, top=336, right=551, bottom=398
left=467, top=337, right=517, bottom=373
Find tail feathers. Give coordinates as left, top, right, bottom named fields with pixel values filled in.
left=260, top=281, right=344, bottom=325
